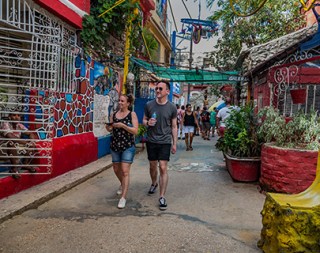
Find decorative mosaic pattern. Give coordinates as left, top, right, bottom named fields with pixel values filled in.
left=54, top=54, right=94, bottom=137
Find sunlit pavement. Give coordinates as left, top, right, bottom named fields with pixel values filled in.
left=0, top=135, right=265, bottom=253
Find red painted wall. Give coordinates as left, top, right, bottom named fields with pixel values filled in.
left=69, top=0, right=90, bottom=13
left=260, top=144, right=317, bottom=194
left=0, top=132, right=98, bottom=199
left=35, top=0, right=90, bottom=28
left=253, top=73, right=271, bottom=112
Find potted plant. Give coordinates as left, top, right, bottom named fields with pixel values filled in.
left=216, top=104, right=262, bottom=182
left=257, top=107, right=320, bottom=193
left=289, top=87, right=307, bottom=104
left=136, top=124, right=147, bottom=145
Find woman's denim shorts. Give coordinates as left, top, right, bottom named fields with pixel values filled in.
left=111, top=145, right=136, bottom=164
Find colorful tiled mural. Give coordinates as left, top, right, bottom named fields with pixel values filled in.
left=92, top=62, right=122, bottom=137
left=53, top=54, right=94, bottom=137
left=21, top=54, right=121, bottom=138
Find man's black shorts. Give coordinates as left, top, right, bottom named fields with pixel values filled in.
left=146, top=142, right=171, bottom=161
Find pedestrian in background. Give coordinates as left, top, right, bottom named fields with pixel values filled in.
left=216, top=97, right=235, bottom=137
left=180, top=105, right=185, bottom=140
left=200, top=107, right=211, bottom=140
left=143, top=81, right=177, bottom=211
left=182, top=103, right=199, bottom=151
left=194, top=106, right=201, bottom=136
left=210, top=107, right=218, bottom=137
left=106, top=94, right=138, bottom=209
left=176, top=104, right=182, bottom=140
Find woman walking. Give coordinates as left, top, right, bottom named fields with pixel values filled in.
left=182, top=104, right=199, bottom=151
left=106, top=94, right=138, bottom=209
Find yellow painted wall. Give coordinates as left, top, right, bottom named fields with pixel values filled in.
left=146, top=8, right=171, bottom=64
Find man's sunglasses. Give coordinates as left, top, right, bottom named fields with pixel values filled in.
left=155, top=87, right=163, bottom=91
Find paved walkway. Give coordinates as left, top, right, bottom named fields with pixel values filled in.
left=0, top=136, right=266, bottom=252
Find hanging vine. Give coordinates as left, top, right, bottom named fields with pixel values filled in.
left=81, top=0, right=143, bottom=61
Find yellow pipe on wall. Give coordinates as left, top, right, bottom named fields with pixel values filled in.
left=98, top=0, right=126, bottom=18
left=98, top=1, right=139, bottom=95
left=122, top=20, right=132, bottom=94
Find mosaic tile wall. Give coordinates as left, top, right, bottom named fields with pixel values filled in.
left=53, top=55, right=94, bottom=137
left=25, top=55, right=121, bottom=138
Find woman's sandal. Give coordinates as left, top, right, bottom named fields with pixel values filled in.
left=189, top=146, right=193, bottom=151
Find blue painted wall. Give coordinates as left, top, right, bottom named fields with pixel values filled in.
left=134, top=98, right=152, bottom=123
left=97, top=135, right=111, bottom=158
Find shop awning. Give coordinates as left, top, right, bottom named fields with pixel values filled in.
left=131, top=57, right=247, bottom=84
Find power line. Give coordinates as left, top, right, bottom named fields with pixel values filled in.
left=181, top=0, right=192, bottom=19
left=168, top=0, right=178, bottom=32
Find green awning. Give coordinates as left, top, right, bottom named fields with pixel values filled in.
left=131, top=57, right=247, bottom=84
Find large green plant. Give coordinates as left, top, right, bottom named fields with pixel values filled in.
left=132, top=28, right=159, bottom=60
left=205, top=0, right=305, bottom=70
left=81, top=0, right=142, bottom=60
left=257, top=107, right=320, bottom=150
left=216, top=104, right=262, bottom=157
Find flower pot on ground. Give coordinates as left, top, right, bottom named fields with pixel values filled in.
left=224, top=153, right=261, bottom=182
left=257, top=107, right=320, bottom=193
left=290, top=88, right=306, bottom=104
left=216, top=104, right=262, bottom=182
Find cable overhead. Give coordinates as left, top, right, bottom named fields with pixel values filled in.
left=168, top=0, right=178, bottom=32
left=181, top=0, right=192, bottom=19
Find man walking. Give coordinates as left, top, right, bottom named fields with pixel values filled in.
left=143, top=81, right=178, bottom=210
left=216, top=97, right=236, bottom=137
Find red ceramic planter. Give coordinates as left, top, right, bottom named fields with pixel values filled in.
left=290, top=88, right=306, bottom=104
left=225, top=153, right=261, bottom=182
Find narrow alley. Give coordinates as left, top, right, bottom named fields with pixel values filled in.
left=0, top=136, right=265, bottom=253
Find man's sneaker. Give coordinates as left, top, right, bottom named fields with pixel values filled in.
left=117, top=197, right=126, bottom=209
left=148, top=183, right=158, bottom=195
left=116, top=186, right=122, bottom=195
left=159, top=197, right=167, bottom=211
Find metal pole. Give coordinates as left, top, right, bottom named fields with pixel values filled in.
left=187, top=32, right=193, bottom=104
left=169, top=31, right=176, bottom=102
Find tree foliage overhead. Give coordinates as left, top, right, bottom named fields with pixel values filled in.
left=205, top=0, right=305, bottom=71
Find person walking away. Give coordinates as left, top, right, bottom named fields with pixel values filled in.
left=106, top=94, right=138, bottom=209
left=180, top=105, right=185, bottom=140
left=176, top=104, right=182, bottom=140
left=143, top=81, right=177, bottom=211
left=194, top=106, right=201, bottom=136
left=216, top=97, right=234, bottom=137
left=210, top=107, right=218, bottom=137
left=203, top=95, right=209, bottom=108
left=182, top=104, right=199, bottom=151
left=200, top=107, right=211, bottom=140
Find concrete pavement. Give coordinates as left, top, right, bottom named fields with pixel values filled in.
left=0, top=135, right=266, bottom=252
left=0, top=150, right=115, bottom=224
